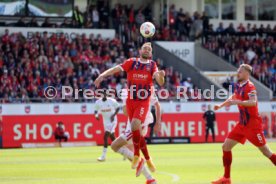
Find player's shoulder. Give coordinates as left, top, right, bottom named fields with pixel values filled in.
left=246, top=81, right=256, bottom=90
left=107, top=97, right=118, bottom=103
left=95, top=98, right=101, bottom=104
left=126, top=57, right=137, bottom=62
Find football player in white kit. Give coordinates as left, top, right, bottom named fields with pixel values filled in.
left=95, top=89, right=120, bottom=162
left=111, top=89, right=161, bottom=184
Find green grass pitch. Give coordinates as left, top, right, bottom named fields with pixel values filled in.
left=0, top=143, right=275, bottom=184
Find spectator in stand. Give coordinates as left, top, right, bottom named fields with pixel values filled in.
left=202, top=11, right=209, bottom=33
left=41, top=18, right=52, bottom=27
left=189, top=12, right=202, bottom=40
left=28, top=17, right=39, bottom=27
left=16, top=17, right=27, bottom=27
left=73, top=6, right=84, bottom=27
left=216, top=22, right=224, bottom=33
left=135, top=9, right=145, bottom=26
left=60, top=18, right=72, bottom=28
left=225, top=23, right=235, bottom=33
left=54, top=121, right=69, bottom=143
left=237, top=23, right=245, bottom=32
left=92, top=6, right=100, bottom=28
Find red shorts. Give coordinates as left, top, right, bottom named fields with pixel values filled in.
left=126, top=99, right=149, bottom=123
left=227, top=117, right=266, bottom=147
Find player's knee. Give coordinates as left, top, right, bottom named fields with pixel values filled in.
left=131, top=119, right=141, bottom=131
left=110, top=141, right=118, bottom=152
left=222, top=142, right=232, bottom=151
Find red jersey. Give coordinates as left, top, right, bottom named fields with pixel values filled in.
left=234, top=80, right=259, bottom=125
left=120, top=57, right=158, bottom=101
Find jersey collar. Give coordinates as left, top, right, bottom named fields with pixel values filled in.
left=238, top=80, right=249, bottom=87
left=139, top=58, right=150, bottom=64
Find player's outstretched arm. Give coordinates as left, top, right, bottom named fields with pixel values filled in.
left=94, top=66, right=122, bottom=87
left=214, top=94, right=235, bottom=111
left=154, top=70, right=165, bottom=86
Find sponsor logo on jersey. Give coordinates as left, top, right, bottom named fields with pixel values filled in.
left=133, top=74, right=149, bottom=80
left=101, top=108, right=112, bottom=112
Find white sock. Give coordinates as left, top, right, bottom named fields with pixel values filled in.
left=117, top=147, right=152, bottom=180
left=142, top=167, right=153, bottom=180
left=117, top=147, right=134, bottom=160
left=102, top=147, right=107, bottom=157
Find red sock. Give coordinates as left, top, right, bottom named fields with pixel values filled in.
left=223, top=151, right=232, bottom=178
left=269, top=154, right=276, bottom=166
left=132, top=130, right=141, bottom=156
left=140, top=137, right=150, bottom=160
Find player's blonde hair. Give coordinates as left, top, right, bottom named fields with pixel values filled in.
left=240, top=64, right=253, bottom=74
left=141, top=42, right=152, bottom=50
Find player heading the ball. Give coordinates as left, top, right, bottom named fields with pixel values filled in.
left=94, top=42, right=165, bottom=174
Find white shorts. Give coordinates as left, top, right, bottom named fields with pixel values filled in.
left=120, top=112, right=153, bottom=144
left=103, top=117, right=117, bottom=133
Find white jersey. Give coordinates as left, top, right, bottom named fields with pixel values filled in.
left=95, top=98, right=119, bottom=124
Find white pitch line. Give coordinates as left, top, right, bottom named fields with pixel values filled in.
left=157, top=171, right=180, bottom=183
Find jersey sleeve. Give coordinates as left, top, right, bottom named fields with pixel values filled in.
left=152, top=62, right=159, bottom=78
left=111, top=99, right=119, bottom=109
left=94, top=100, right=100, bottom=111
left=119, top=58, right=133, bottom=72
left=247, top=83, right=257, bottom=97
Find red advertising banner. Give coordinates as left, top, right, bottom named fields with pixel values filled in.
left=2, top=113, right=240, bottom=148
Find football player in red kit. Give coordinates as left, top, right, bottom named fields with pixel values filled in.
left=212, top=64, right=276, bottom=184
left=94, top=42, right=165, bottom=172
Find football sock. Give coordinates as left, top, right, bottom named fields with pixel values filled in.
left=102, top=147, right=107, bottom=157
left=117, top=147, right=134, bottom=160
left=140, top=136, right=150, bottom=160
left=132, top=130, right=141, bottom=156
left=269, top=153, right=276, bottom=166
left=223, top=151, right=232, bottom=178
left=142, top=167, right=153, bottom=180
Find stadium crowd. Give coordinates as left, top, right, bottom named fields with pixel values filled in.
left=0, top=28, right=201, bottom=103
left=0, top=2, right=275, bottom=102
left=203, top=33, right=276, bottom=96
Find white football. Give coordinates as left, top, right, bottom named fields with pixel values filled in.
left=140, top=22, right=156, bottom=38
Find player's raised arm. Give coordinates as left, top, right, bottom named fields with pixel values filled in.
left=94, top=65, right=122, bottom=87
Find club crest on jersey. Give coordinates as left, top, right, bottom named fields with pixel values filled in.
left=53, top=105, right=59, bottom=113
left=81, top=104, right=87, bottom=113
left=25, top=105, right=31, bottom=114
